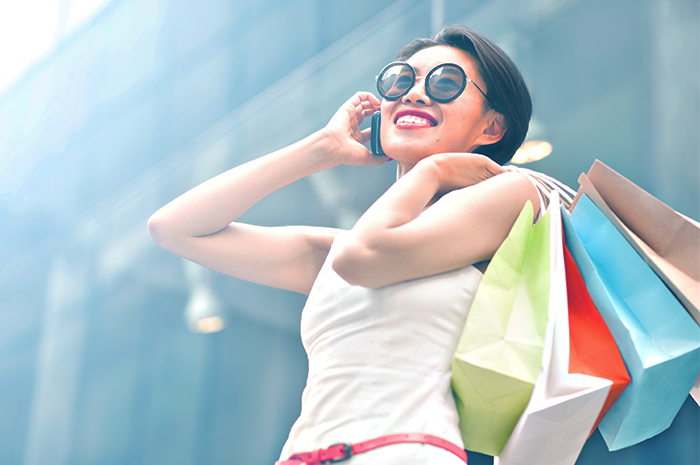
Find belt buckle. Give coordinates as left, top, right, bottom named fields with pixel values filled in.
left=325, top=443, right=353, bottom=463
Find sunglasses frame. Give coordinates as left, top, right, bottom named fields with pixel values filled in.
left=376, top=61, right=496, bottom=108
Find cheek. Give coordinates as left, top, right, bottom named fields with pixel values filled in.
left=379, top=102, right=396, bottom=132
left=455, top=107, right=475, bottom=126
left=380, top=100, right=395, bottom=119
left=434, top=117, right=476, bottom=151
left=455, top=109, right=483, bottom=137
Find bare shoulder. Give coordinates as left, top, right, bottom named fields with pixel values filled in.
left=434, top=169, right=542, bottom=219
left=332, top=170, right=542, bottom=288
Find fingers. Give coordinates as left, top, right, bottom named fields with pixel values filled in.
left=347, top=91, right=380, bottom=127
left=340, top=92, right=381, bottom=124
left=354, top=102, right=377, bottom=124
left=355, top=101, right=375, bottom=114
left=347, top=91, right=381, bottom=110
left=364, top=151, right=390, bottom=166
left=326, top=92, right=388, bottom=167
left=359, top=128, right=390, bottom=166
left=359, top=127, right=372, bottom=145
left=471, top=153, right=507, bottom=176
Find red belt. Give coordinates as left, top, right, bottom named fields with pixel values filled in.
left=275, top=432, right=467, bottom=464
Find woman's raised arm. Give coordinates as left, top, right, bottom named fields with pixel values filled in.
left=332, top=152, right=541, bottom=288
left=148, top=92, right=387, bottom=295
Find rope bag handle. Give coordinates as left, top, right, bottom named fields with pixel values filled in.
left=505, top=165, right=576, bottom=211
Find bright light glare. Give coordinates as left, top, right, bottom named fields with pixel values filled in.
left=189, top=316, right=226, bottom=334
left=511, top=140, right=553, bottom=164
left=65, top=0, right=111, bottom=30
left=0, top=1, right=60, bottom=92
left=0, top=0, right=111, bottom=94
left=184, top=283, right=226, bottom=334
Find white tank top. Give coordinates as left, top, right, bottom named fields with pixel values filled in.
left=280, top=168, right=556, bottom=463
left=280, top=210, right=484, bottom=464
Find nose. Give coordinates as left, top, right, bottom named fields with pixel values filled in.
left=401, top=76, right=432, bottom=105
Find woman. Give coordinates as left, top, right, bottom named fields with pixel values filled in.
left=148, top=25, right=539, bottom=465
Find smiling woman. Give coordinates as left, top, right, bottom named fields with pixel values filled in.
left=391, top=26, right=532, bottom=166
left=377, top=46, right=505, bottom=171
left=148, top=24, right=537, bottom=465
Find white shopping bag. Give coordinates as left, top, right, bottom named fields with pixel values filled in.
left=691, top=376, right=700, bottom=405
left=495, top=192, right=612, bottom=465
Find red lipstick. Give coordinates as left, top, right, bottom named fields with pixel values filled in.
left=394, top=108, right=438, bottom=128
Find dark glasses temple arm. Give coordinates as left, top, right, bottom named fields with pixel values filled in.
left=470, top=80, right=498, bottom=110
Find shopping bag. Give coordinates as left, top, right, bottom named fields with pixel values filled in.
left=692, top=376, right=700, bottom=405
left=580, top=162, right=700, bottom=406
left=581, top=160, right=699, bottom=324
left=452, top=201, right=550, bottom=456
left=564, top=237, right=630, bottom=433
left=564, top=193, right=700, bottom=451
left=495, top=194, right=616, bottom=465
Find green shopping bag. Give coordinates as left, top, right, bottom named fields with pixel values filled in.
left=452, top=201, right=551, bottom=456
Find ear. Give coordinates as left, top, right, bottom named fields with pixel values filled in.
left=474, top=112, right=506, bottom=146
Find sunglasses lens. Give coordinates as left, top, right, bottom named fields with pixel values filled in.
left=377, top=64, right=414, bottom=100
left=427, top=64, right=466, bottom=102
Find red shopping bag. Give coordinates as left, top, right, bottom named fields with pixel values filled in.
left=564, top=240, right=630, bottom=433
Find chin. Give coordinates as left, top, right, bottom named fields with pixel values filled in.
left=385, top=147, right=429, bottom=164
left=383, top=139, right=437, bottom=162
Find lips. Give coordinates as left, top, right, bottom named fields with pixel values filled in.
left=394, top=108, right=438, bottom=128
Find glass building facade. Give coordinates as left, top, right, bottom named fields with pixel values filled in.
left=0, top=0, right=697, bottom=464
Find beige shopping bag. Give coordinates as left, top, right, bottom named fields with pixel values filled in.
left=582, top=160, right=699, bottom=324
left=574, top=160, right=700, bottom=408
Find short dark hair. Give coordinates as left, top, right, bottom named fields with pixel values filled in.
left=396, top=25, right=532, bottom=165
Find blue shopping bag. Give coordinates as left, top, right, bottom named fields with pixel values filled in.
left=563, top=194, right=700, bottom=451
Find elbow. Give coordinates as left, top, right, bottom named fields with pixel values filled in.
left=331, top=241, right=384, bottom=288
left=147, top=213, right=176, bottom=251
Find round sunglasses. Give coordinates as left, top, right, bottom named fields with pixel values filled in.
left=376, top=61, right=495, bottom=107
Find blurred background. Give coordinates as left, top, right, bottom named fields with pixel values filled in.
left=0, top=0, right=698, bottom=464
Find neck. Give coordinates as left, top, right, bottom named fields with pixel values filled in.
left=396, top=161, right=416, bottom=180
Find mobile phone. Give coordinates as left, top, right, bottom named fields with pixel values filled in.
left=370, top=111, right=384, bottom=156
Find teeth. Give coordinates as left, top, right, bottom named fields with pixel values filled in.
left=397, top=115, right=433, bottom=126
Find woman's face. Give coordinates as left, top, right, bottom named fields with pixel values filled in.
left=379, top=45, right=502, bottom=170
